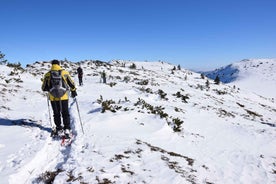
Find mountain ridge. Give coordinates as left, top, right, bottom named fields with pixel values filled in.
left=203, top=58, right=276, bottom=99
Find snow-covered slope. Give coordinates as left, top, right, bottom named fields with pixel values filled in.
left=0, top=60, right=276, bottom=183
left=204, top=59, right=276, bottom=99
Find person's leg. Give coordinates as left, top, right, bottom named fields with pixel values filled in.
left=51, top=101, right=62, bottom=130
left=61, top=100, right=70, bottom=130
left=80, top=77, right=83, bottom=85
left=61, top=100, right=72, bottom=138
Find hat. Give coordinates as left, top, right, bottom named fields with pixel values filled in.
left=51, top=60, right=60, bottom=65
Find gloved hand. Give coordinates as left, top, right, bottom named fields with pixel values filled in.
left=71, top=90, right=77, bottom=98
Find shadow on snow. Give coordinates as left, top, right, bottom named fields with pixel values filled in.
left=88, top=107, right=102, bottom=114
left=0, top=118, right=51, bottom=133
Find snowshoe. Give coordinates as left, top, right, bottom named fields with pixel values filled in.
left=61, top=129, right=74, bottom=146
left=50, top=128, right=64, bottom=140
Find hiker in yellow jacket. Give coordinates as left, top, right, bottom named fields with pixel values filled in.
left=41, top=60, right=77, bottom=138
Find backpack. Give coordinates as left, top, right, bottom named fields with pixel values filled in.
left=49, top=70, right=68, bottom=98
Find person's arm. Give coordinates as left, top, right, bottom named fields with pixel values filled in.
left=63, top=71, right=76, bottom=91
left=41, top=72, right=50, bottom=91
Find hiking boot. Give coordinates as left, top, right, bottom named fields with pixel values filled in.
left=50, top=129, right=58, bottom=137
left=64, top=129, right=72, bottom=139
left=57, top=129, right=64, bottom=137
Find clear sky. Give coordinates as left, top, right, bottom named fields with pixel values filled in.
left=1, top=0, right=276, bottom=70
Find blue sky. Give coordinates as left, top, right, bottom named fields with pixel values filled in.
left=1, top=0, right=276, bottom=70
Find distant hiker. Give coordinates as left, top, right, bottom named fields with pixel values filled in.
left=101, top=70, right=106, bottom=83
left=41, top=59, right=77, bottom=139
left=77, top=65, right=83, bottom=86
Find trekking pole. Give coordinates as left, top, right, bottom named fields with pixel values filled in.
left=74, top=97, right=84, bottom=134
left=46, top=93, right=54, bottom=129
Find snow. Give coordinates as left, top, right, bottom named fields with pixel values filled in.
left=0, top=60, right=276, bottom=183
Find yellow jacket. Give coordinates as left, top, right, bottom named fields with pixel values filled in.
left=41, top=64, right=76, bottom=101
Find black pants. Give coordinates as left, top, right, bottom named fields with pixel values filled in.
left=103, top=77, right=106, bottom=83
left=51, top=100, right=70, bottom=130
left=78, top=76, right=83, bottom=86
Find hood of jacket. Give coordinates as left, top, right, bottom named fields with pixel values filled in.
left=51, top=64, right=62, bottom=71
